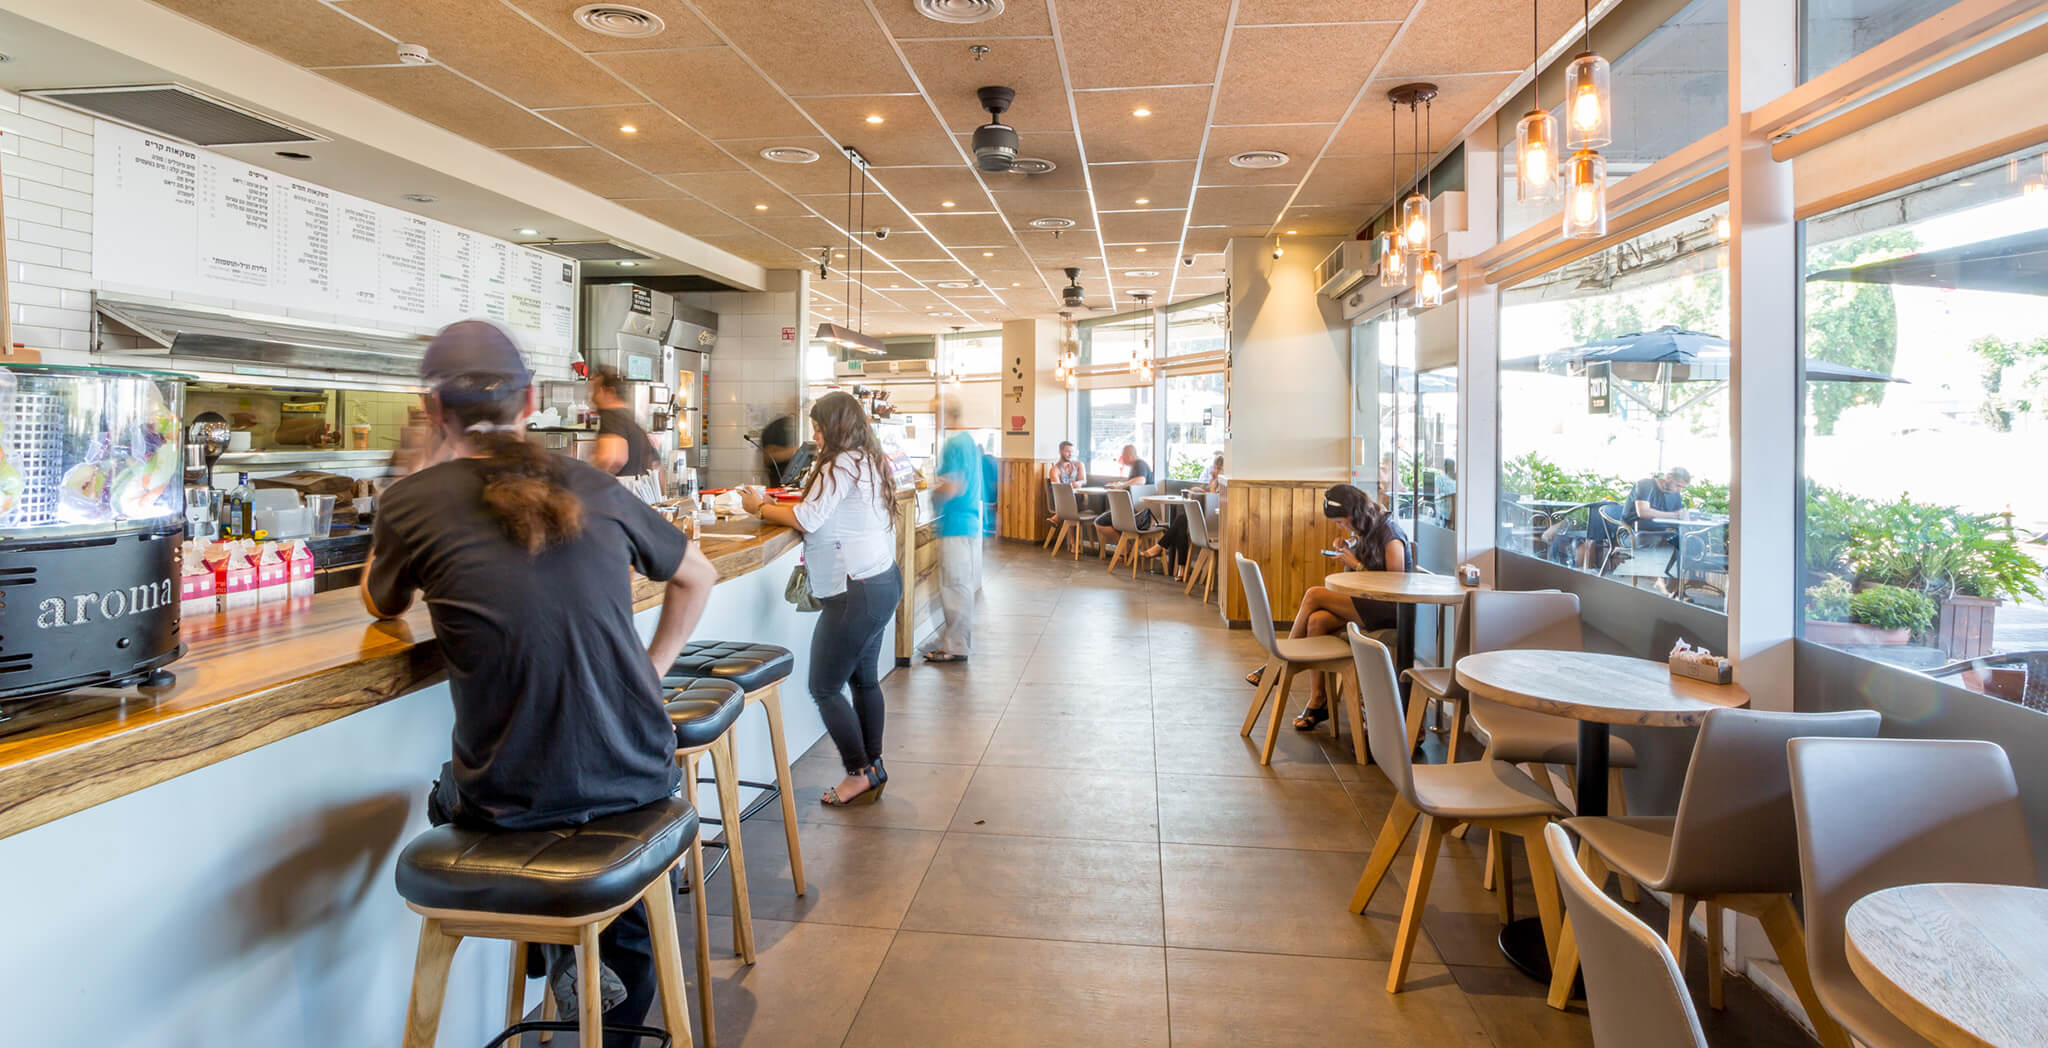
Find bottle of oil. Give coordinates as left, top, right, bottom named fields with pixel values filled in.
left=225, top=472, right=254, bottom=540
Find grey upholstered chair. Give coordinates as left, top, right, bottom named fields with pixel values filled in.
left=1789, top=736, right=2041, bottom=1048
left=1550, top=708, right=1880, bottom=1048
left=1234, top=555, right=1362, bottom=765
left=1545, top=824, right=1708, bottom=1048
left=1347, top=624, right=1569, bottom=992
left=1047, top=483, right=1090, bottom=560
left=1105, top=488, right=1166, bottom=578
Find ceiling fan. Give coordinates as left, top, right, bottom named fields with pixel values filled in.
left=971, top=86, right=1055, bottom=175
left=1061, top=267, right=1114, bottom=311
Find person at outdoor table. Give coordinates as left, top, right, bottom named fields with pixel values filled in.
left=1623, top=466, right=1692, bottom=584
left=1092, top=443, right=1156, bottom=548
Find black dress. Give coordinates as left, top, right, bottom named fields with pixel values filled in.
left=1347, top=517, right=1414, bottom=631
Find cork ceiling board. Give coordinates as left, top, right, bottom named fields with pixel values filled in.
left=317, top=66, right=579, bottom=149
left=504, top=0, right=720, bottom=52
left=152, top=0, right=401, bottom=68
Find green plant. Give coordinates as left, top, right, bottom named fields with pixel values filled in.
left=1946, top=511, right=2046, bottom=603
left=1167, top=455, right=1206, bottom=481
left=1688, top=478, right=1730, bottom=516
left=1501, top=452, right=1624, bottom=506
left=1849, top=584, right=1937, bottom=634
left=1846, top=495, right=2046, bottom=604
left=1804, top=482, right=1869, bottom=577
left=1804, top=576, right=1853, bottom=622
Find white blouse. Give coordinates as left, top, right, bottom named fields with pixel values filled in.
left=790, top=450, right=896, bottom=597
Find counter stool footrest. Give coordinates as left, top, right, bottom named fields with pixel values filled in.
left=484, top=1020, right=671, bottom=1048
left=692, top=778, right=782, bottom=822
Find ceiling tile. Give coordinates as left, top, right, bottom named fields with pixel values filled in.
left=505, top=0, right=721, bottom=51
left=1234, top=0, right=1417, bottom=23
left=1059, top=0, right=1231, bottom=89
left=869, top=167, right=998, bottom=215
left=1276, top=205, right=1374, bottom=237
left=1327, top=73, right=1517, bottom=156
left=318, top=66, right=578, bottom=148
left=723, top=137, right=859, bottom=195
left=1099, top=210, right=1189, bottom=245
left=1103, top=243, right=1177, bottom=269
left=800, top=192, right=913, bottom=234
left=1181, top=229, right=1234, bottom=255
left=918, top=211, right=1022, bottom=247
left=955, top=246, right=1035, bottom=271
left=892, top=259, right=971, bottom=280
left=1213, top=23, right=1398, bottom=126
left=545, top=105, right=741, bottom=174
left=804, top=95, right=962, bottom=167
left=989, top=188, right=1097, bottom=229
left=862, top=231, right=947, bottom=260
left=1294, top=155, right=1397, bottom=207
left=901, top=39, right=1070, bottom=134
left=698, top=232, right=812, bottom=265
left=748, top=214, right=847, bottom=250
left=663, top=170, right=804, bottom=216
left=1197, top=124, right=1335, bottom=186
left=873, top=0, right=1053, bottom=38
left=1189, top=185, right=1295, bottom=227
left=1072, top=87, right=1211, bottom=164
left=1086, top=162, right=1196, bottom=208
left=154, top=0, right=399, bottom=67
left=615, top=196, right=756, bottom=237
left=500, top=146, right=678, bottom=197
left=692, top=0, right=915, bottom=96
left=598, top=48, right=815, bottom=139
left=338, top=0, right=639, bottom=108
left=1380, top=0, right=1582, bottom=78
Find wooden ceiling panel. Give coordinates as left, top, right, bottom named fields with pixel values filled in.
left=870, top=167, right=998, bottom=215
left=1059, top=0, right=1231, bottom=89
left=1103, top=243, right=1177, bottom=269
left=1294, top=155, right=1398, bottom=207
left=918, top=212, right=1024, bottom=248
left=989, top=188, right=1097, bottom=228
left=693, top=0, right=915, bottom=96
left=318, top=66, right=578, bottom=148
left=505, top=0, right=720, bottom=51
left=697, top=232, right=810, bottom=265
left=1189, top=185, right=1295, bottom=227
left=863, top=231, right=947, bottom=260
left=958, top=246, right=1035, bottom=271
left=873, top=0, right=1053, bottom=38
left=339, top=0, right=638, bottom=108
left=1197, top=124, right=1335, bottom=186
left=155, top=0, right=400, bottom=67
left=500, top=146, right=677, bottom=197
left=799, top=192, right=913, bottom=234
left=1086, top=162, right=1196, bottom=208
left=805, top=96, right=962, bottom=167
left=1276, top=205, right=1374, bottom=237
left=1072, top=87, right=1211, bottom=165
left=598, top=48, right=815, bottom=139
left=1235, top=0, right=1418, bottom=22
left=1326, top=73, right=1517, bottom=156
left=902, top=39, right=1070, bottom=134
left=1098, top=210, right=1189, bottom=245
left=1181, top=229, right=1233, bottom=255
left=723, top=137, right=859, bottom=195
left=892, top=260, right=973, bottom=282
left=545, top=105, right=740, bottom=174
left=616, top=196, right=756, bottom=237
left=1213, top=23, right=1398, bottom=126
left=1380, top=0, right=1582, bottom=78
left=663, top=170, right=804, bottom=216
left=747, top=215, right=846, bottom=251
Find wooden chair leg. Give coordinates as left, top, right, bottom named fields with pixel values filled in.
left=1750, top=895, right=1853, bottom=1048
left=576, top=922, right=604, bottom=1043
left=1339, top=663, right=1367, bottom=765
left=1239, top=656, right=1279, bottom=738
left=709, top=733, right=756, bottom=964
left=1516, top=818, right=1565, bottom=962
left=1351, top=797, right=1420, bottom=913
left=1258, top=664, right=1298, bottom=765
left=1482, top=827, right=1499, bottom=893
left=1667, top=894, right=1692, bottom=969
left=643, top=881, right=697, bottom=1048
left=1547, top=912, right=1581, bottom=1010
left=1607, top=768, right=1639, bottom=902
left=755, top=687, right=807, bottom=897
left=1706, top=900, right=1725, bottom=1010
left=1445, top=697, right=1471, bottom=763
left=505, top=941, right=530, bottom=1029
left=402, top=918, right=460, bottom=1048
left=1388, top=814, right=1448, bottom=993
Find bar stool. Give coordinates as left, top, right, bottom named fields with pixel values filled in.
left=394, top=795, right=707, bottom=1048
left=667, top=679, right=757, bottom=966
left=663, top=641, right=805, bottom=897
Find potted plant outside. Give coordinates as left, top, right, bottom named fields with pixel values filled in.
left=1803, top=576, right=1906, bottom=646
left=1846, top=584, right=1937, bottom=646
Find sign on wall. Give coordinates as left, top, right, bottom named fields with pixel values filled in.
left=92, top=122, right=576, bottom=361
left=1587, top=361, right=1612, bottom=415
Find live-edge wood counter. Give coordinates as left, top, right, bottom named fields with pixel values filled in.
left=0, top=522, right=800, bottom=843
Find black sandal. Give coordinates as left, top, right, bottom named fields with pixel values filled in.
left=1293, top=703, right=1331, bottom=731
left=822, top=765, right=886, bottom=806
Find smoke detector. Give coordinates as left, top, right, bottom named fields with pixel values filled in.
left=1029, top=217, right=1076, bottom=230
left=395, top=43, right=432, bottom=65
left=572, top=4, right=667, bottom=38
left=759, top=146, right=820, bottom=164
left=916, top=0, right=1006, bottom=24
left=1228, top=150, right=1291, bottom=169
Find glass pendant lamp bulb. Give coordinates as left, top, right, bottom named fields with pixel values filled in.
left=1515, top=109, right=1560, bottom=204
left=1564, top=51, right=1612, bottom=149
left=1401, top=193, right=1430, bottom=251
left=1564, top=149, right=1608, bottom=239
left=1377, top=231, right=1405, bottom=286
left=1417, top=250, right=1444, bottom=307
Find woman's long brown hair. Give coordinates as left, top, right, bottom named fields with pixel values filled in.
left=802, top=390, right=895, bottom=505
left=441, top=388, right=583, bottom=555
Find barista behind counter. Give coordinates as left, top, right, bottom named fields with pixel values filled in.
left=588, top=365, right=655, bottom=479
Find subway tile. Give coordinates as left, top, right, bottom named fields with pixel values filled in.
left=60, top=249, right=90, bottom=272
left=59, top=168, right=91, bottom=195
left=59, top=208, right=90, bottom=233
left=5, top=282, right=58, bottom=307
left=9, top=323, right=61, bottom=348
left=0, top=111, right=65, bottom=146
left=18, top=95, right=93, bottom=133
left=7, top=239, right=62, bottom=266
left=57, top=289, right=90, bottom=311
left=18, top=136, right=90, bottom=174
left=17, top=179, right=91, bottom=213
left=4, top=198, right=62, bottom=228
left=15, top=304, right=90, bottom=329
left=1, top=154, right=68, bottom=189
left=60, top=129, right=89, bottom=154
left=56, top=328, right=91, bottom=353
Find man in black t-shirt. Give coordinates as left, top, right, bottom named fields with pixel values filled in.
left=365, top=322, right=717, bottom=1039
left=589, top=366, right=655, bottom=478
left=1621, top=466, right=1692, bottom=582
left=1093, top=443, right=1158, bottom=545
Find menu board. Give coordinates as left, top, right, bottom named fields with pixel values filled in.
left=93, top=121, right=576, bottom=362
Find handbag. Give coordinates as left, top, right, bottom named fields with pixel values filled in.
left=784, top=560, right=823, bottom=613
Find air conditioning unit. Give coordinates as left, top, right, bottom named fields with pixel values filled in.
left=1316, top=241, right=1376, bottom=298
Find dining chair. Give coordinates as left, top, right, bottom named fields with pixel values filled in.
left=1181, top=502, right=1218, bottom=601
left=1041, top=480, right=1061, bottom=549
left=1594, top=503, right=1639, bottom=579
left=1547, top=708, right=1880, bottom=1047
left=1544, top=823, right=1708, bottom=1048
left=1789, top=736, right=2042, bottom=1048
left=1047, top=483, right=1090, bottom=561
left=1105, top=488, right=1167, bottom=579
left=1346, top=623, right=1569, bottom=992
left=1234, top=554, right=1363, bottom=765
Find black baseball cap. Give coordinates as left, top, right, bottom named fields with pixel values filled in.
left=420, top=320, right=532, bottom=403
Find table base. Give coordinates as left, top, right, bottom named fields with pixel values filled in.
left=1499, top=917, right=1553, bottom=981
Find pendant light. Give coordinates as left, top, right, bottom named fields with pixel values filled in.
left=1514, top=1, right=1560, bottom=204
left=1564, top=0, right=1613, bottom=150
left=1563, top=146, right=1608, bottom=238
left=1397, top=89, right=1431, bottom=255
left=1415, top=97, right=1445, bottom=308
left=815, top=148, right=884, bottom=354
left=1377, top=100, right=1406, bottom=287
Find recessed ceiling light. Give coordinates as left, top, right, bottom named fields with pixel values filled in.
left=941, top=200, right=956, bottom=208
left=835, top=251, right=846, bottom=257
left=274, top=151, right=313, bottom=161
left=936, top=281, right=972, bottom=288
left=1135, top=197, right=1149, bottom=205
left=1125, top=270, right=1160, bottom=277
left=573, top=4, right=667, bottom=38
left=516, top=227, right=540, bottom=236
left=1132, top=107, right=1152, bottom=118
left=915, top=0, right=1006, bottom=24
left=401, top=193, right=436, bottom=203
left=1135, top=247, right=1147, bottom=252
left=1229, top=150, right=1291, bottom=169
left=619, top=124, right=638, bottom=134
left=754, top=203, right=769, bottom=210
left=1285, top=229, right=1298, bottom=235
left=1011, top=282, right=1021, bottom=286
left=865, top=114, right=885, bottom=125
left=982, top=251, right=994, bottom=256
left=760, top=146, right=821, bottom=165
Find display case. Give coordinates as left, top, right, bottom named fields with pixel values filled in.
left=0, top=365, right=186, bottom=701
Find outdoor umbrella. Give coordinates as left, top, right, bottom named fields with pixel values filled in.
left=1806, top=227, right=2048, bottom=297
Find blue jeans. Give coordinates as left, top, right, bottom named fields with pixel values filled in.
left=810, top=565, right=903, bottom=774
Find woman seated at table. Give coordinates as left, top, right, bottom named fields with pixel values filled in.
left=1264, top=483, right=1412, bottom=731
left=1140, top=454, right=1225, bottom=569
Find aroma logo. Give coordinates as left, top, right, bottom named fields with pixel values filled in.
left=37, top=579, right=176, bottom=628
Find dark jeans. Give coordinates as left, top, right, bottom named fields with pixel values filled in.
left=429, top=772, right=657, bottom=1048
left=810, top=565, right=903, bottom=774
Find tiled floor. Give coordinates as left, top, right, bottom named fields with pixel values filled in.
left=614, top=541, right=1821, bottom=1046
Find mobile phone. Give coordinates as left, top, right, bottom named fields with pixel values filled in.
left=1320, top=548, right=1343, bottom=558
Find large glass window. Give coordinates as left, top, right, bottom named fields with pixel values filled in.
left=1801, top=0, right=1965, bottom=81
left=943, top=329, right=1003, bottom=375
left=1502, top=0, right=1729, bottom=237
left=1078, top=385, right=1155, bottom=476
left=1164, top=373, right=1227, bottom=481
left=1497, top=205, right=1732, bottom=608
left=1165, top=295, right=1226, bottom=357
left=1799, top=145, right=2048, bottom=706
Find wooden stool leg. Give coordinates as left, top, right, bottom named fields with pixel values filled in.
left=756, top=686, right=807, bottom=897
left=505, top=941, right=530, bottom=1029
left=644, top=882, right=697, bottom=1048
left=576, top=922, right=604, bottom=1044
left=539, top=988, right=556, bottom=1041
left=402, top=918, right=461, bottom=1048
left=710, top=732, right=756, bottom=963
left=687, top=835, right=715, bottom=1047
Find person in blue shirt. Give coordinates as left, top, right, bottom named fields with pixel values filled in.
left=926, top=397, right=983, bottom=662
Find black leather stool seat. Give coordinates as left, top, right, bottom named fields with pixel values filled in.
left=395, top=796, right=698, bottom=918
left=665, top=679, right=746, bottom=749
left=662, top=640, right=794, bottom=693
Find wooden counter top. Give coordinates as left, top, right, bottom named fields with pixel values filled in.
left=0, top=522, right=800, bottom=842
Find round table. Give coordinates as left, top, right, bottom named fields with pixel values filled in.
left=1454, top=648, right=1749, bottom=979
left=1325, top=571, right=1483, bottom=693
left=1847, top=883, right=2048, bottom=1048
left=1142, top=495, right=1198, bottom=572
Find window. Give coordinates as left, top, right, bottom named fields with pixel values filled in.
left=1801, top=0, right=1965, bottom=81
left=942, top=329, right=1003, bottom=376
left=1501, top=0, right=1729, bottom=237
left=1165, top=295, right=1226, bottom=357
left=1164, top=372, right=1227, bottom=481
left=1078, top=384, right=1155, bottom=476
left=1497, top=205, right=1732, bottom=608
left=1080, top=310, right=1148, bottom=367
left=1798, top=145, right=2048, bottom=705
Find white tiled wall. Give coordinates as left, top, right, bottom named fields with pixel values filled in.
left=1, top=89, right=96, bottom=364
left=677, top=271, right=806, bottom=488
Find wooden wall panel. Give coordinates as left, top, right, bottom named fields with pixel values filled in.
left=996, top=458, right=1053, bottom=543
left=1219, top=478, right=1342, bottom=625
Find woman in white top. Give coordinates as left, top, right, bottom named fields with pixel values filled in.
left=741, top=391, right=900, bottom=806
